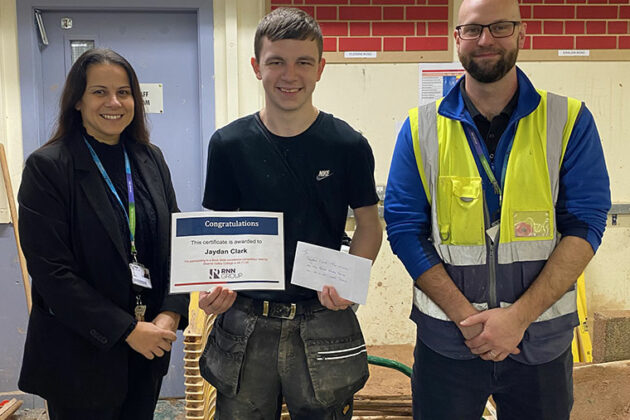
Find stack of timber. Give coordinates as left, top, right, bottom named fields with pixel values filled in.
left=353, top=394, right=413, bottom=418
left=0, top=398, right=23, bottom=420
left=184, top=292, right=216, bottom=419
left=279, top=395, right=412, bottom=419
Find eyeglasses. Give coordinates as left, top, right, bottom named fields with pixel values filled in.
left=456, top=21, right=521, bottom=40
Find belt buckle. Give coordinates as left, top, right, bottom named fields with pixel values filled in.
left=262, top=301, right=297, bottom=320
left=284, top=303, right=297, bottom=320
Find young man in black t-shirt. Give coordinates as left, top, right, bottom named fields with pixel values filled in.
left=198, top=7, right=382, bottom=420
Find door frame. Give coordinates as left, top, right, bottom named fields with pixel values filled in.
left=16, top=0, right=215, bottom=165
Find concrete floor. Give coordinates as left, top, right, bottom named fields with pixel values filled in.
left=10, top=399, right=187, bottom=420
left=10, top=349, right=629, bottom=420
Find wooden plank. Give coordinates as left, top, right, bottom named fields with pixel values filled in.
left=0, top=398, right=23, bottom=420
left=355, top=395, right=412, bottom=401
left=0, top=144, right=32, bottom=314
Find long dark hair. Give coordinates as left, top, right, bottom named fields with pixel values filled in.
left=46, top=48, right=149, bottom=145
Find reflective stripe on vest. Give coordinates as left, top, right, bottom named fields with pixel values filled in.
left=500, top=288, right=577, bottom=322
left=410, top=90, right=583, bottom=322
left=414, top=286, right=488, bottom=321
left=414, top=283, right=578, bottom=322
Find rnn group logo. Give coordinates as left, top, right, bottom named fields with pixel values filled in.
left=209, top=268, right=243, bottom=279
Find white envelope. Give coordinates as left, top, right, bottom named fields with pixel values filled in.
left=290, top=241, right=371, bottom=305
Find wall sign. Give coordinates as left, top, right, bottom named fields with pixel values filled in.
left=139, top=83, right=163, bottom=114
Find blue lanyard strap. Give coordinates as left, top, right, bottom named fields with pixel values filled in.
left=83, top=137, right=138, bottom=260
left=465, top=126, right=503, bottom=207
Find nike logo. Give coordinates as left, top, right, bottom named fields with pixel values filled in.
left=316, top=170, right=332, bottom=181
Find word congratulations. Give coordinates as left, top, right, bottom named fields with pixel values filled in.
left=204, top=220, right=260, bottom=229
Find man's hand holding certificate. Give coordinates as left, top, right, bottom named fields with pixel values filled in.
left=290, top=241, right=372, bottom=305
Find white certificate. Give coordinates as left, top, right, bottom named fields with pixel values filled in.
left=169, top=211, right=285, bottom=293
left=290, top=241, right=371, bottom=305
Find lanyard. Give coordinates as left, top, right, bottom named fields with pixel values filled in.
left=465, top=126, right=505, bottom=207
left=84, top=138, right=138, bottom=261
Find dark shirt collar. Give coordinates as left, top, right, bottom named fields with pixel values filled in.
left=80, top=125, right=130, bottom=150
left=460, top=78, right=519, bottom=122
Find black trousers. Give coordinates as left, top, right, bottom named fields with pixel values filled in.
left=47, top=350, right=164, bottom=420
left=411, top=338, right=573, bottom=420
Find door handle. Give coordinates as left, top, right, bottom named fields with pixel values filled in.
left=34, top=9, right=49, bottom=46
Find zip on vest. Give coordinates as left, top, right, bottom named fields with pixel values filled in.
left=484, top=198, right=499, bottom=309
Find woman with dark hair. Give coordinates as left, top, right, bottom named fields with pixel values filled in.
left=17, top=48, right=189, bottom=419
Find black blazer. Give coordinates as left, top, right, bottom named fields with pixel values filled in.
left=17, top=131, right=189, bottom=408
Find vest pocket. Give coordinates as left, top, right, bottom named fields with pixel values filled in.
left=438, top=176, right=484, bottom=245
left=511, top=210, right=553, bottom=240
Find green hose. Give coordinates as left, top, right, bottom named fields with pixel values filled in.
left=367, top=355, right=413, bottom=377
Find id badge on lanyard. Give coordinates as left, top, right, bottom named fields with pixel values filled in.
left=130, top=261, right=152, bottom=289
left=131, top=259, right=151, bottom=321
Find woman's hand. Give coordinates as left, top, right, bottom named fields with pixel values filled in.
left=125, top=322, right=177, bottom=359
left=152, top=311, right=181, bottom=333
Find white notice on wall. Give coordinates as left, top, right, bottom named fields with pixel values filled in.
left=558, top=50, right=590, bottom=57
left=139, top=83, right=164, bottom=114
left=344, top=51, right=377, bottom=58
left=418, top=63, right=465, bottom=106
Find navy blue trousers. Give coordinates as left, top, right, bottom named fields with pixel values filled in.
left=411, top=338, right=573, bottom=420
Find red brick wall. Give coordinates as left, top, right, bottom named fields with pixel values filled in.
left=269, top=1, right=450, bottom=54
left=520, top=0, right=630, bottom=50
left=269, top=0, right=630, bottom=61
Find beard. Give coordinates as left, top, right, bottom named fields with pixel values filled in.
left=459, top=43, right=519, bottom=83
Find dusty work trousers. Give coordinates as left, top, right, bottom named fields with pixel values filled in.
left=200, top=303, right=368, bottom=420
left=411, top=338, right=573, bottom=420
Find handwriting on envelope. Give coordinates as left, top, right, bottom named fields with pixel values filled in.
left=291, top=241, right=371, bottom=304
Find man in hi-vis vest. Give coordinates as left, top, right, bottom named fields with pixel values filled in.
left=384, top=0, right=610, bottom=418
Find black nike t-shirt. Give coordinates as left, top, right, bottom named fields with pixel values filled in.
left=203, top=111, right=379, bottom=302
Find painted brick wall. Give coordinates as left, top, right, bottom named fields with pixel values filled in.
left=269, top=1, right=450, bottom=54
left=520, top=0, right=630, bottom=50
left=269, top=0, right=629, bottom=60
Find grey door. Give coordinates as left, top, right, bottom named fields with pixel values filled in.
left=39, top=10, right=204, bottom=212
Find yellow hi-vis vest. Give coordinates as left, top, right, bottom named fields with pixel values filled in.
left=410, top=90, right=583, bottom=323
